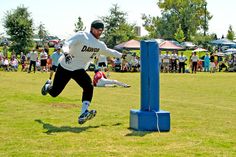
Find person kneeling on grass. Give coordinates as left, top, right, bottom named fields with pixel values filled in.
left=93, top=68, right=130, bottom=87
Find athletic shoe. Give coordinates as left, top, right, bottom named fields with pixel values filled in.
left=78, top=110, right=97, bottom=124
left=41, top=79, right=52, bottom=95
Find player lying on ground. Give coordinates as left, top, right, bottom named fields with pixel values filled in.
left=93, top=68, right=130, bottom=87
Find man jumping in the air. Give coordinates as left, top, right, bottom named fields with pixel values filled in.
left=41, top=20, right=127, bottom=124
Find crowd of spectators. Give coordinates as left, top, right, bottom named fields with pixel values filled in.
left=1, top=46, right=236, bottom=74
left=0, top=46, right=60, bottom=73
left=159, top=50, right=236, bottom=73
left=91, top=52, right=141, bottom=73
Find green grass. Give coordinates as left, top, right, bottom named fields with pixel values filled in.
left=0, top=71, right=235, bottom=157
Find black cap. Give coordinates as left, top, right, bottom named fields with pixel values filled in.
left=91, top=20, right=104, bottom=29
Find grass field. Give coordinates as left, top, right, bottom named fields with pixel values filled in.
left=0, top=71, right=235, bottom=157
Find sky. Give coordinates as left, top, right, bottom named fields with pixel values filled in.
left=0, top=0, right=235, bottom=39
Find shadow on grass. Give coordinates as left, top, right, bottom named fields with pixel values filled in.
left=125, top=128, right=158, bottom=137
left=35, top=119, right=99, bottom=135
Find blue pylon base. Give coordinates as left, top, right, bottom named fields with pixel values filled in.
left=130, top=109, right=171, bottom=131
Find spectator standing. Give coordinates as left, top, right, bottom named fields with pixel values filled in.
left=97, top=54, right=107, bottom=68
left=47, top=54, right=52, bottom=72
left=39, top=49, right=48, bottom=72
left=178, top=52, right=187, bottom=73
left=170, top=50, right=178, bottom=72
left=159, top=51, right=163, bottom=72
left=49, top=47, right=62, bottom=79
left=20, top=53, right=26, bottom=71
left=191, top=52, right=199, bottom=73
left=210, top=52, right=216, bottom=73
left=28, top=49, right=38, bottom=73
left=204, top=52, right=210, bottom=72
left=162, top=51, right=170, bottom=73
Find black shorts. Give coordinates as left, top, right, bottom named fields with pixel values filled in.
left=98, top=62, right=107, bottom=67
left=40, top=60, right=47, bottom=66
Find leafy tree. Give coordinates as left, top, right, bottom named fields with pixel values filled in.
left=3, top=5, right=34, bottom=54
left=141, top=14, right=162, bottom=38
left=37, top=22, right=48, bottom=46
left=226, top=25, right=235, bottom=40
left=174, top=24, right=185, bottom=42
left=100, top=4, right=137, bottom=48
left=74, top=17, right=86, bottom=32
left=192, top=33, right=215, bottom=49
left=143, top=0, right=212, bottom=41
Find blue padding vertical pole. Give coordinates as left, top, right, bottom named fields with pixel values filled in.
left=140, top=41, right=149, bottom=111
left=148, top=41, right=159, bottom=111
left=130, top=40, right=170, bottom=131
left=140, top=41, right=160, bottom=111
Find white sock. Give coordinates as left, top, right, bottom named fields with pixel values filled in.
left=81, top=101, right=90, bottom=114
left=45, top=84, right=50, bottom=91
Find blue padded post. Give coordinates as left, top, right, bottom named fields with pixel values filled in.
left=140, top=40, right=149, bottom=111
left=130, top=40, right=171, bottom=131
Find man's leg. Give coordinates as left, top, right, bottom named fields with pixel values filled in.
left=48, top=65, right=71, bottom=97
left=28, top=61, right=32, bottom=73
left=33, top=61, right=36, bottom=73
left=72, top=69, right=96, bottom=124
left=183, top=63, right=185, bottom=73
left=41, top=65, right=71, bottom=97
left=99, top=78, right=130, bottom=87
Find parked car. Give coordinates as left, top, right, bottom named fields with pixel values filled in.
left=181, top=42, right=197, bottom=50
left=46, top=36, right=60, bottom=47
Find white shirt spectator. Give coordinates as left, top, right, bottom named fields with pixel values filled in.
left=40, top=51, right=48, bottom=60
left=191, top=55, right=199, bottom=62
left=130, top=56, right=139, bottom=66
left=4, top=58, right=9, bottom=66
left=97, top=54, right=107, bottom=66
left=11, top=58, right=18, bottom=67
left=171, top=53, right=178, bottom=60
left=178, top=55, right=187, bottom=62
left=30, top=50, right=38, bottom=61
left=163, top=54, right=170, bottom=63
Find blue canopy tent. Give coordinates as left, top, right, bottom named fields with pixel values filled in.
left=210, top=39, right=236, bottom=46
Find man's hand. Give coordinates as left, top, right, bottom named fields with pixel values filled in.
left=64, top=52, right=73, bottom=64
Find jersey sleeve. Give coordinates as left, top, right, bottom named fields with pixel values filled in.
left=102, top=72, right=107, bottom=79
left=99, top=42, right=122, bottom=58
